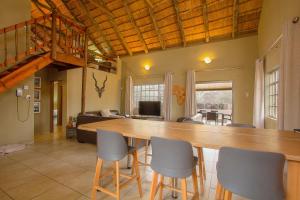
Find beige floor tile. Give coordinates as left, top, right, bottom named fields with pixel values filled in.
left=5, top=176, right=59, bottom=200
left=76, top=195, right=89, bottom=200
left=0, top=172, right=47, bottom=191
left=62, top=171, right=95, bottom=194
left=0, top=190, right=12, bottom=200
left=31, top=185, right=82, bottom=200
left=19, top=155, right=57, bottom=168
left=0, top=156, right=16, bottom=167
left=0, top=166, right=39, bottom=187
left=7, top=149, right=44, bottom=162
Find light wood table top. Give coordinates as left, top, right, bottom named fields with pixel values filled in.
left=78, top=118, right=300, bottom=161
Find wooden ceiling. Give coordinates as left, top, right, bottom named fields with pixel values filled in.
left=31, top=0, right=263, bottom=58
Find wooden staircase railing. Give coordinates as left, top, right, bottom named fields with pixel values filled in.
left=0, top=12, right=87, bottom=72
left=0, top=12, right=118, bottom=112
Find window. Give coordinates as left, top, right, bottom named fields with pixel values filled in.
left=133, top=84, right=164, bottom=114
left=196, top=82, right=233, bottom=112
left=266, top=69, right=279, bottom=119
left=195, top=82, right=233, bottom=125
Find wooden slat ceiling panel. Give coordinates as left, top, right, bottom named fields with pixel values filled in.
left=31, top=0, right=263, bottom=57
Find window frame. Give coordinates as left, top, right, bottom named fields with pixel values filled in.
left=133, top=83, right=165, bottom=115
left=266, top=68, right=279, bottom=119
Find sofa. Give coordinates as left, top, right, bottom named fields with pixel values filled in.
left=76, top=110, right=120, bottom=144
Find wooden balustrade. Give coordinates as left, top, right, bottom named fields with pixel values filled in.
left=0, top=12, right=87, bottom=70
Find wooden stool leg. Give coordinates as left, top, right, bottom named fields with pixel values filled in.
left=145, top=141, right=149, bottom=164
left=181, top=178, right=188, bottom=200
left=215, top=182, right=225, bottom=200
left=149, top=172, right=159, bottom=200
left=197, top=147, right=205, bottom=194
left=224, top=190, right=232, bottom=200
left=159, top=175, right=164, bottom=200
left=192, top=168, right=200, bottom=200
left=201, top=150, right=206, bottom=180
left=91, top=158, right=103, bottom=200
left=197, top=147, right=206, bottom=180
left=130, top=154, right=135, bottom=175
left=115, top=161, right=120, bottom=200
left=133, top=151, right=143, bottom=197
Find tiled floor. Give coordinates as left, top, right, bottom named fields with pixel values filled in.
left=0, top=127, right=246, bottom=200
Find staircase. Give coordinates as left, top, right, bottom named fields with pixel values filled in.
left=0, top=13, right=88, bottom=93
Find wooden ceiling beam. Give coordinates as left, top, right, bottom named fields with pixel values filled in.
left=201, top=0, right=210, bottom=42
left=44, top=0, right=75, bottom=22
left=76, top=0, right=116, bottom=56
left=145, top=0, right=154, bottom=9
left=59, top=0, right=107, bottom=56
left=96, top=0, right=132, bottom=56
left=172, top=0, right=186, bottom=47
left=123, top=0, right=148, bottom=54
left=32, top=0, right=48, bottom=18
left=232, top=0, right=239, bottom=38
left=88, top=0, right=114, bottom=18
left=145, top=0, right=166, bottom=50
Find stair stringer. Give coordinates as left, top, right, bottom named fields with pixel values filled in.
left=0, top=53, right=53, bottom=93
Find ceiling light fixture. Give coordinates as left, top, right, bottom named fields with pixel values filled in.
left=144, top=64, right=151, bottom=70
left=203, top=57, right=212, bottom=64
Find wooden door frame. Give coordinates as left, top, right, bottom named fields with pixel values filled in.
left=50, top=82, right=54, bottom=133
left=57, top=84, right=63, bottom=125
left=50, top=80, right=63, bottom=133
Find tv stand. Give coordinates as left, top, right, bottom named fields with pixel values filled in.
left=131, top=115, right=164, bottom=121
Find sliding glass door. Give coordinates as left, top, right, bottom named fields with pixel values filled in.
left=195, top=81, right=233, bottom=125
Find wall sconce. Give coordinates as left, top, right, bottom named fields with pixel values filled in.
left=203, top=57, right=212, bottom=64
left=144, top=64, right=151, bottom=70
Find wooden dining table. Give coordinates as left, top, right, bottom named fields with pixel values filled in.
left=78, top=118, right=300, bottom=200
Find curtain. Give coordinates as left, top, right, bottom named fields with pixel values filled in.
left=163, top=72, right=173, bottom=121
left=125, top=76, right=133, bottom=115
left=253, top=59, right=265, bottom=128
left=278, top=21, right=300, bottom=130
left=185, top=70, right=197, bottom=117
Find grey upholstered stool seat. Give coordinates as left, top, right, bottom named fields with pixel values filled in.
left=226, top=123, right=256, bottom=128
left=149, top=136, right=199, bottom=200
left=91, top=130, right=143, bottom=200
left=216, top=147, right=285, bottom=200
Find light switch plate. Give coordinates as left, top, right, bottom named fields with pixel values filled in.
left=16, top=88, right=23, bottom=97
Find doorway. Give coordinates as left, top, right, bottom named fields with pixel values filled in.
left=195, top=81, right=233, bottom=125
left=50, top=81, right=63, bottom=132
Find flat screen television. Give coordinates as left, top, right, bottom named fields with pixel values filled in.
left=139, top=101, right=161, bottom=116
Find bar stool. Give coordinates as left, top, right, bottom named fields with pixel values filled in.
left=180, top=119, right=206, bottom=193
left=226, top=123, right=256, bottom=128
left=215, top=147, right=285, bottom=200
left=91, top=130, right=143, bottom=200
left=149, top=137, right=199, bottom=200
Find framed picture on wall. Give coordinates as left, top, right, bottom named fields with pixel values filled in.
left=34, top=89, right=41, bottom=101
left=34, top=102, right=40, bottom=113
left=34, top=77, right=41, bottom=88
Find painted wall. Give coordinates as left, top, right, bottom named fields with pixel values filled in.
left=67, top=59, right=122, bottom=118
left=121, top=36, right=258, bottom=123
left=0, top=0, right=33, bottom=145
left=258, top=0, right=300, bottom=129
